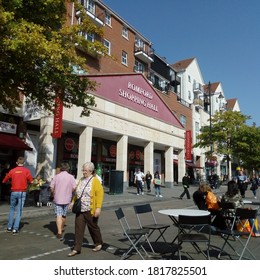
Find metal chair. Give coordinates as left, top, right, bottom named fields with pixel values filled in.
left=115, top=207, right=154, bottom=259
left=133, top=203, right=170, bottom=243
left=177, top=214, right=212, bottom=260
left=216, top=207, right=258, bottom=260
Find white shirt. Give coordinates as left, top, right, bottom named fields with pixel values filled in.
left=135, top=171, right=144, bottom=181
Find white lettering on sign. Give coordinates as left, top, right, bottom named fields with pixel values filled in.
left=127, top=82, right=153, bottom=99
left=0, top=121, right=17, bottom=134
left=119, top=88, right=158, bottom=112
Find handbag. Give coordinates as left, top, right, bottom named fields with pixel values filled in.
left=72, top=198, right=82, bottom=214
left=72, top=176, right=93, bottom=214
left=154, top=179, right=161, bottom=185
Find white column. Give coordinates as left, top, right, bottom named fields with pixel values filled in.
left=116, top=135, right=128, bottom=189
left=165, top=146, right=174, bottom=188
left=78, top=126, right=93, bottom=179
left=144, top=141, right=154, bottom=176
left=37, top=116, right=55, bottom=182
left=178, top=149, right=186, bottom=183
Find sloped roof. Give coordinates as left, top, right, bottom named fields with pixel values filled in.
left=226, top=98, right=237, bottom=110
left=203, top=82, right=221, bottom=94
left=171, top=58, right=195, bottom=71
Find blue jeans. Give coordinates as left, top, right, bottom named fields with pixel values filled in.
left=8, top=192, right=26, bottom=231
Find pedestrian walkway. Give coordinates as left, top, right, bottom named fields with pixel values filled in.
left=0, top=184, right=228, bottom=223
left=1, top=183, right=260, bottom=260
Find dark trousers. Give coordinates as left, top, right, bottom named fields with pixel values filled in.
left=136, top=180, right=143, bottom=194
left=180, top=186, right=190, bottom=199
left=32, top=190, right=40, bottom=205
left=238, top=183, right=246, bottom=197
left=74, top=211, right=103, bottom=252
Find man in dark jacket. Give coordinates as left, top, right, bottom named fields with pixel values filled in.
left=180, top=173, right=191, bottom=199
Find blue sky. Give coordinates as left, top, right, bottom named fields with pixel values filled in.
left=103, top=0, right=260, bottom=126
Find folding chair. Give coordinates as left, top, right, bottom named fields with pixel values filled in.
left=216, top=207, right=258, bottom=260
left=133, top=203, right=170, bottom=243
left=178, top=214, right=212, bottom=260
left=115, top=207, right=154, bottom=259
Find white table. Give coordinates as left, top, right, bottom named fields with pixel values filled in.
left=158, top=208, right=210, bottom=244
left=159, top=209, right=210, bottom=218
left=243, top=200, right=252, bottom=204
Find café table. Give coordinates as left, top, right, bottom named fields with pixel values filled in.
left=158, top=208, right=210, bottom=244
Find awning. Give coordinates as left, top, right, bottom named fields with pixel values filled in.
left=0, top=133, right=33, bottom=151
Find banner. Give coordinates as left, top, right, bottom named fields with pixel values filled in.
left=52, top=96, right=63, bottom=138
left=185, top=130, right=192, bottom=161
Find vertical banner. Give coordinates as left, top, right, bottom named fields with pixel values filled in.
left=52, top=96, right=63, bottom=138
left=185, top=130, right=192, bottom=161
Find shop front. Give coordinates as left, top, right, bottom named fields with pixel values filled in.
left=0, top=119, right=33, bottom=170
left=27, top=73, right=186, bottom=189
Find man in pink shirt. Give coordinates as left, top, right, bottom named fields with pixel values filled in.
left=50, top=161, right=76, bottom=240
left=2, top=157, right=33, bottom=235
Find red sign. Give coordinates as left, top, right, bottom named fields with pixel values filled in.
left=185, top=130, right=192, bottom=161
left=52, top=96, right=63, bottom=138
left=65, top=138, right=75, bottom=151
left=109, top=145, right=116, bottom=157
left=87, top=74, right=183, bottom=128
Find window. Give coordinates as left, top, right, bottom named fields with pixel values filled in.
left=188, top=75, right=191, bottom=82
left=105, top=12, right=111, bottom=26
left=135, top=37, right=144, bottom=50
left=149, top=72, right=155, bottom=84
left=103, top=39, right=111, bottom=55
left=83, top=32, right=94, bottom=42
left=188, top=90, right=191, bottom=100
left=87, top=0, right=95, bottom=14
left=159, top=79, right=167, bottom=91
left=121, top=51, right=128, bottom=65
left=122, top=26, right=128, bottom=39
left=180, top=115, right=186, bottom=127
left=134, top=60, right=144, bottom=73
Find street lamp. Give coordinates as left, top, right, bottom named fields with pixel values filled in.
left=205, top=81, right=224, bottom=177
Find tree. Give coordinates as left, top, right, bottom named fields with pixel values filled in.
left=232, top=124, right=260, bottom=174
left=0, top=0, right=107, bottom=116
left=193, top=110, right=251, bottom=179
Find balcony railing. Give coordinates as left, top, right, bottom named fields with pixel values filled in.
left=193, top=82, right=203, bottom=94
left=170, top=75, right=181, bottom=86
left=134, top=46, right=154, bottom=64
left=85, top=10, right=104, bottom=26
left=193, top=98, right=204, bottom=108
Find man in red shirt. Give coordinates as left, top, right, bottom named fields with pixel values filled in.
left=2, top=156, right=33, bottom=235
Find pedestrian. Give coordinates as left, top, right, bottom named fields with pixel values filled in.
left=237, top=170, right=248, bottom=198
left=250, top=175, right=259, bottom=199
left=145, top=171, right=152, bottom=192
left=68, top=162, right=104, bottom=257
left=0, top=163, right=11, bottom=201
left=153, top=171, right=163, bottom=197
left=50, top=161, right=76, bottom=240
left=180, top=173, right=191, bottom=199
left=208, top=171, right=219, bottom=189
left=2, top=157, right=33, bottom=235
left=29, top=174, right=46, bottom=206
left=134, top=168, right=145, bottom=195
